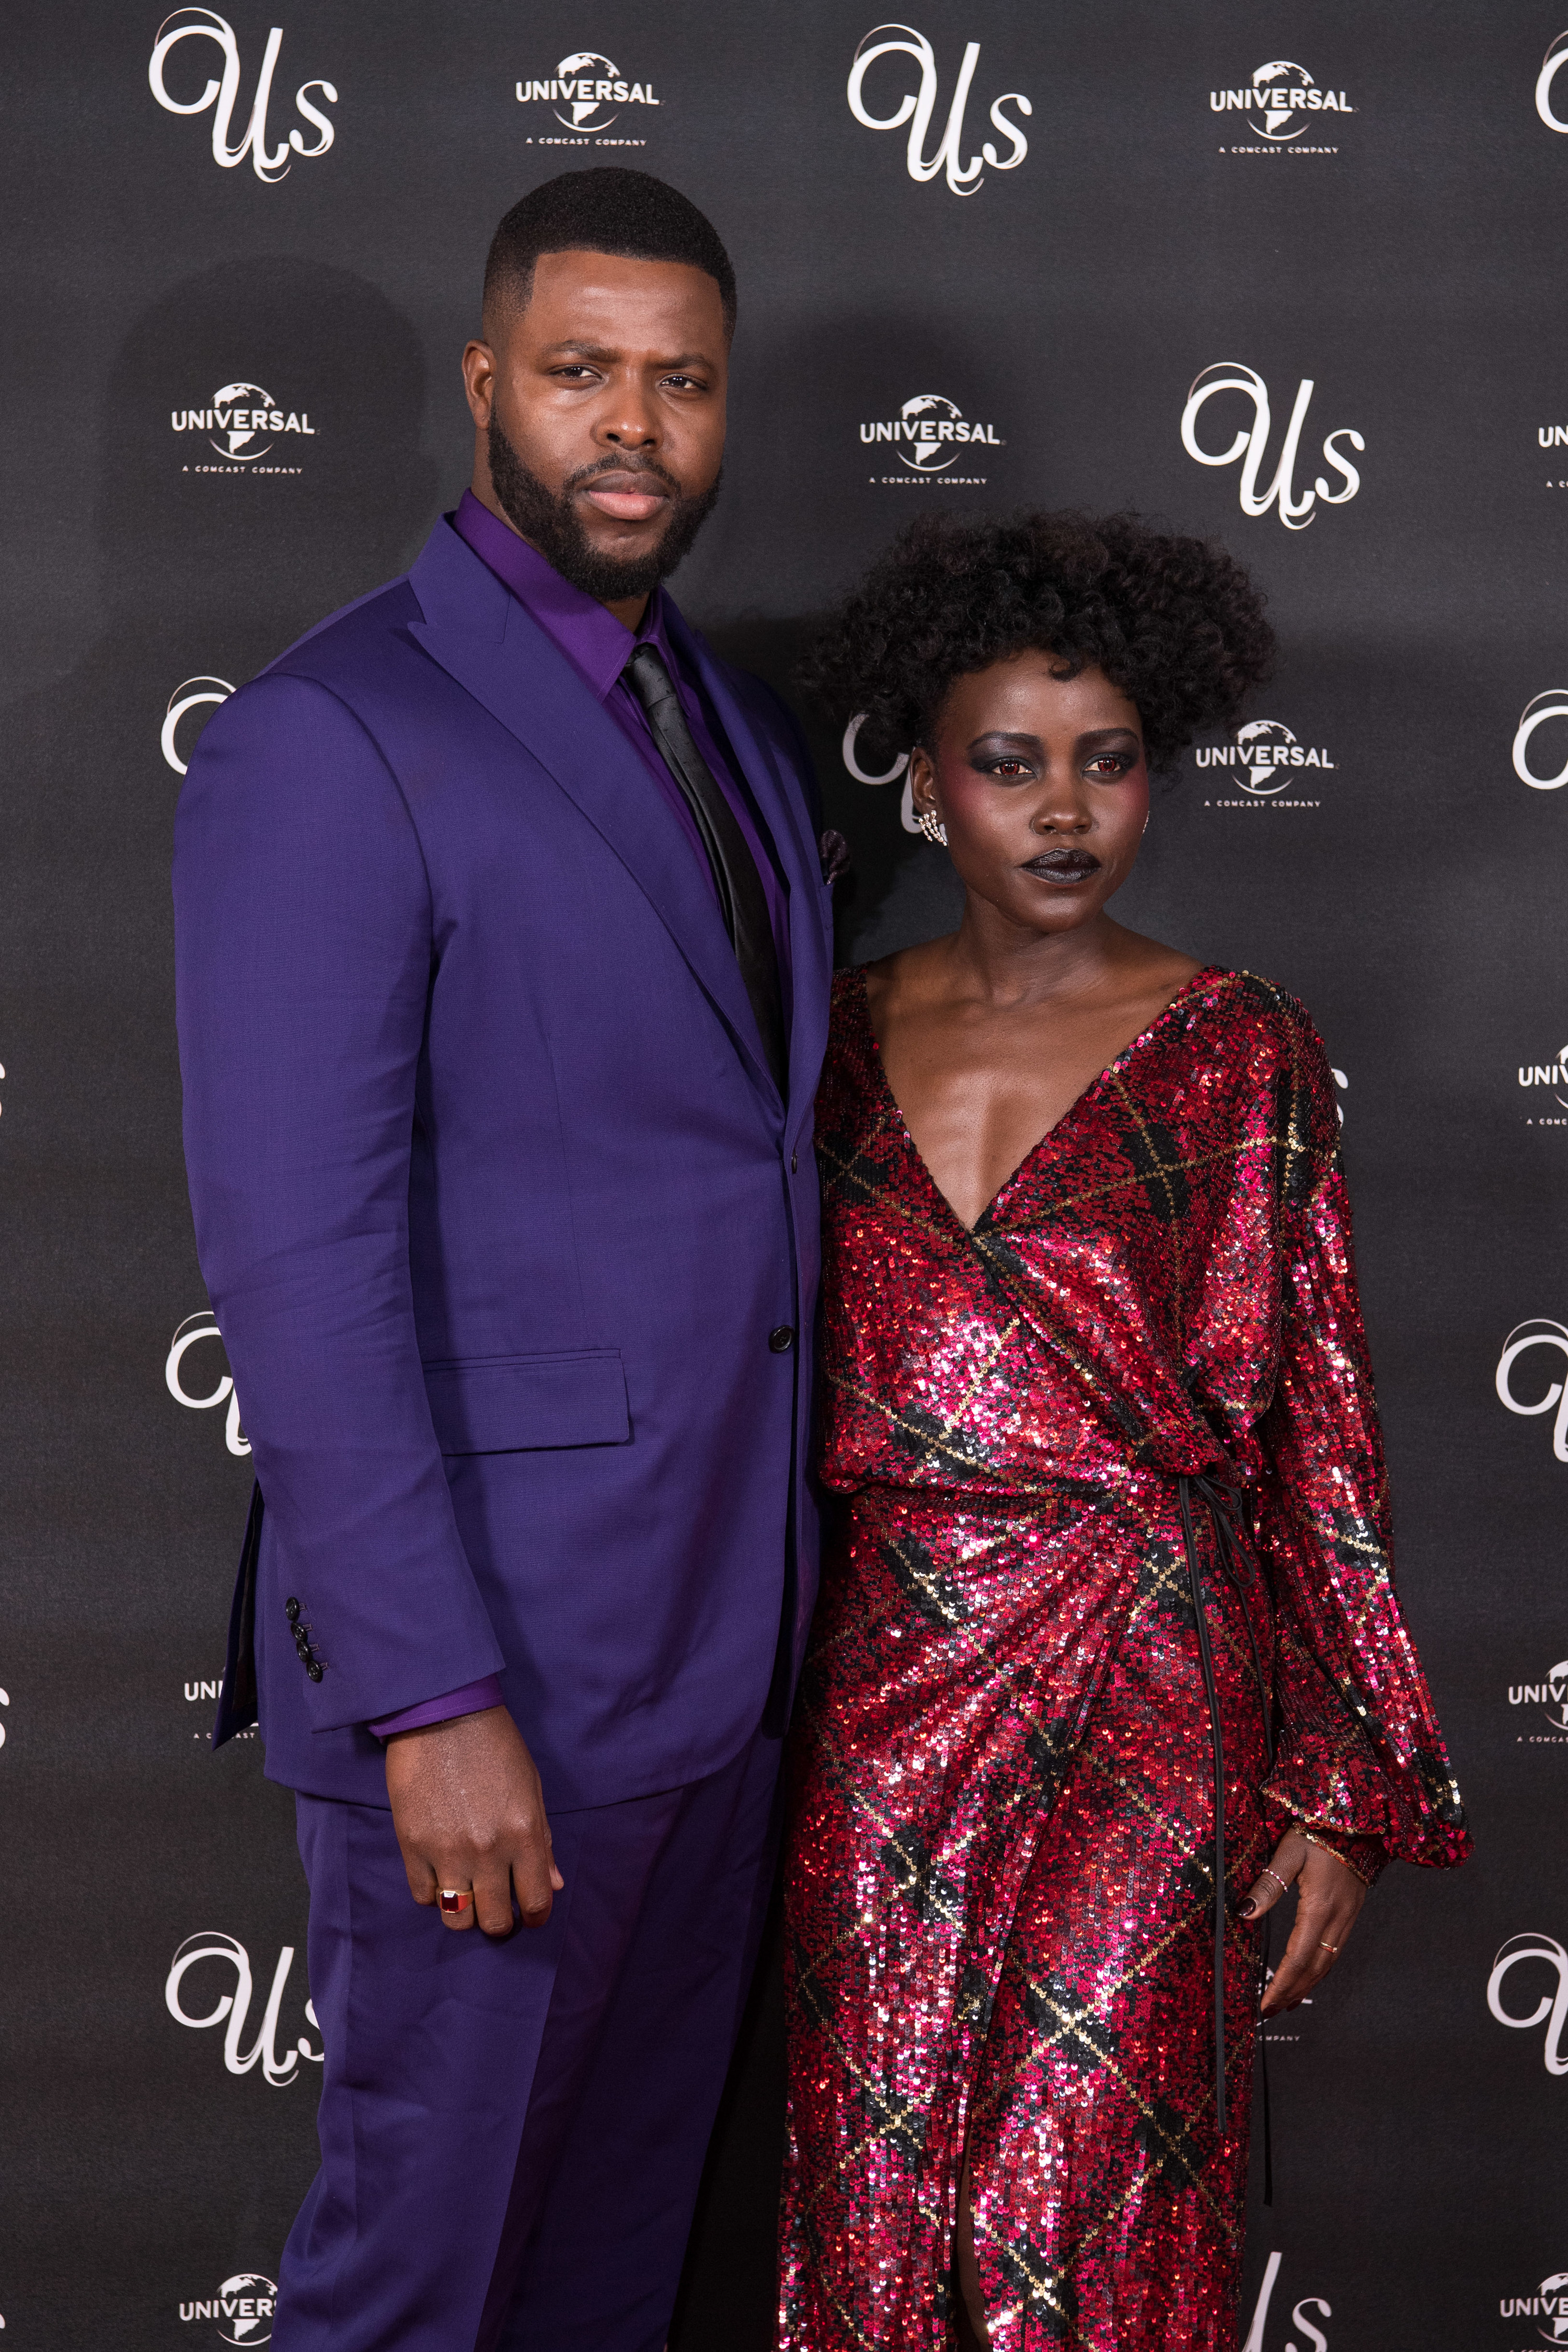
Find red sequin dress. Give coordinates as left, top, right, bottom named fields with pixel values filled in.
left=779, top=965, right=1469, bottom=2351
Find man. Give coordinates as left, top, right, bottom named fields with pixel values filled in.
left=175, top=169, right=831, bottom=2352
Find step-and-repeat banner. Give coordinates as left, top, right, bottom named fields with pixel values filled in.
left=2, top=6, right=1565, bottom=2347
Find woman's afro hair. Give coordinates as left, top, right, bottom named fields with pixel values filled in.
left=801, top=510, right=1275, bottom=773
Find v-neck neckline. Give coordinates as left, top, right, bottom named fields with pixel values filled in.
left=850, top=963, right=1224, bottom=1237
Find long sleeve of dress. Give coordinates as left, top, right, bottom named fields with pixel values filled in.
left=1251, top=1033, right=1470, bottom=1873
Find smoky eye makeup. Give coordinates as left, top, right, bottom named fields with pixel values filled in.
left=966, top=732, right=1042, bottom=779
left=1076, top=730, right=1143, bottom=773
left=962, top=729, right=1142, bottom=782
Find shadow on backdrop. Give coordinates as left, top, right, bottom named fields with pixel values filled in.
left=0, top=253, right=443, bottom=1199
left=96, top=253, right=439, bottom=663
left=0, top=261, right=446, bottom=2349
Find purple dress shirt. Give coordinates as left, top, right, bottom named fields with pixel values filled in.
left=370, top=492, right=792, bottom=1742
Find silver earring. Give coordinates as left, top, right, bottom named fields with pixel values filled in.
left=917, top=810, right=948, bottom=848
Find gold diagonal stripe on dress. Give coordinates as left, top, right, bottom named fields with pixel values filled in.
left=999, top=1132, right=1277, bottom=1235
left=823, top=1365, right=1053, bottom=1486
left=977, top=1957, right=1237, bottom=2241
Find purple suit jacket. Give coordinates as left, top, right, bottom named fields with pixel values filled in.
left=174, top=518, right=831, bottom=1811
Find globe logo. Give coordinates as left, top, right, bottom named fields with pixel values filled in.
left=1536, top=2269, right=1568, bottom=2343
left=178, top=2273, right=276, bottom=2342
left=209, top=382, right=275, bottom=462
left=1232, top=719, right=1298, bottom=794
left=217, top=2276, right=275, bottom=2345
left=899, top=393, right=964, bottom=472
left=169, top=387, right=315, bottom=468
left=1251, top=59, right=1317, bottom=141
left=859, top=391, right=1003, bottom=476
left=1489, top=2268, right=1568, bottom=2336
left=554, top=51, right=622, bottom=130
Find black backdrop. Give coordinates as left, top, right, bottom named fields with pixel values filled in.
left=3, top=6, right=1567, bottom=2348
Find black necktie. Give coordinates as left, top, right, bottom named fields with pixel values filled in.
left=625, top=641, right=788, bottom=1094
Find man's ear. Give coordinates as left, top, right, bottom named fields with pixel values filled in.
left=462, top=339, right=497, bottom=430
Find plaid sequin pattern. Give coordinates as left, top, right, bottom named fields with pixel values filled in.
left=778, top=967, right=1469, bottom=2351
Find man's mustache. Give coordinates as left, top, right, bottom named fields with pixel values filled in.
left=563, top=453, right=684, bottom=498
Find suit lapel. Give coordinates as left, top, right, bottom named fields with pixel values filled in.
left=405, top=522, right=781, bottom=1106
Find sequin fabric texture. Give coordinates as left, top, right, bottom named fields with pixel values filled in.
left=779, top=966, right=1470, bottom=2352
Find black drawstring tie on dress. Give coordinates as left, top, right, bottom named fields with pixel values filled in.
left=1176, top=1471, right=1275, bottom=2146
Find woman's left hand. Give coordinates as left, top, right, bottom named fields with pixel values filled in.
left=1244, top=1827, right=1367, bottom=2014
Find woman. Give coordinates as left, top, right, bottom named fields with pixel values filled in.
left=779, top=513, right=1469, bottom=2351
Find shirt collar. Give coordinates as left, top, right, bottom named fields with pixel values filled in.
left=451, top=488, right=675, bottom=701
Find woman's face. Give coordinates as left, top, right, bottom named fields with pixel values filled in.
left=908, top=651, right=1149, bottom=939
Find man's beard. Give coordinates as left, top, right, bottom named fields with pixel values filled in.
left=486, top=416, right=722, bottom=603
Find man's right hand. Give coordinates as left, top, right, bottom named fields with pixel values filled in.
left=384, top=1705, right=564, bottom=1936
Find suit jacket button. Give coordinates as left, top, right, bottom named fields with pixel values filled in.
left=285, top=1598, right=300, bottom=1621
left=769, top=1325, right=795, bottom=1353
left=307, top=1662, right=324, bottom=1682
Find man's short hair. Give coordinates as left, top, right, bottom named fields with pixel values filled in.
left=483, top=168, right=736, bottom=338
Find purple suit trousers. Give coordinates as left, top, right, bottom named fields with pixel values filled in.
left=279, top=1728, right=781, bottom=2351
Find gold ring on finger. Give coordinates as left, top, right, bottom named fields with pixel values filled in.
left=438, top=1887, right=473, bottom=1915
left=1318, top=1938, right=1339, bottom=1953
